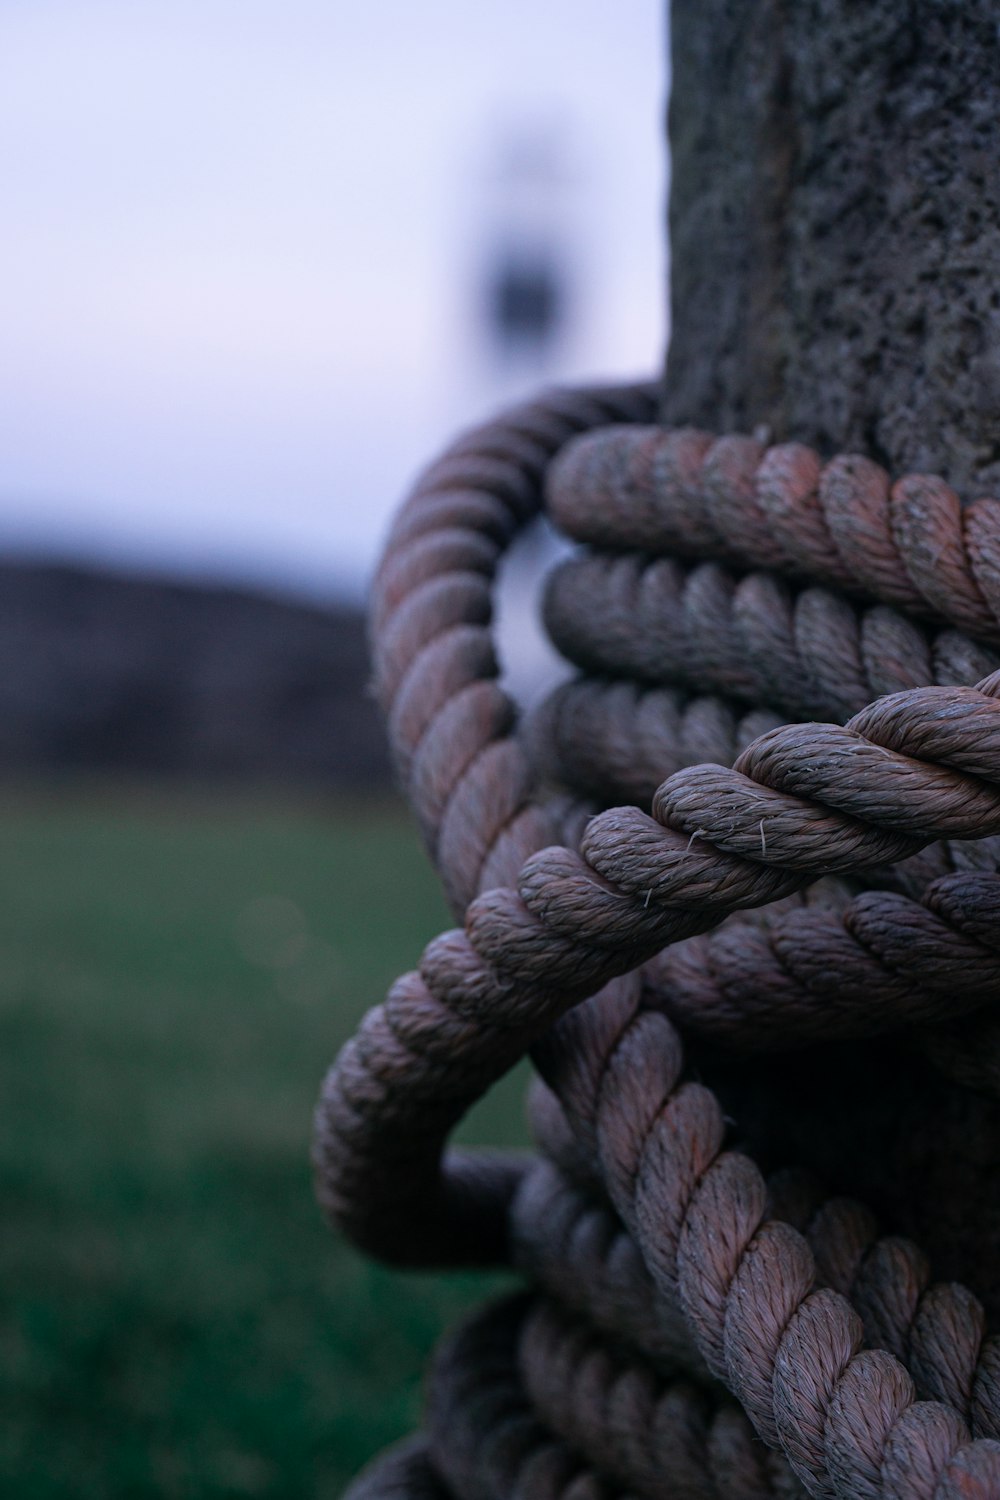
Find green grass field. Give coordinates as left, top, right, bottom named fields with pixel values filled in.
left=0, top=785, right=530, bottom=1498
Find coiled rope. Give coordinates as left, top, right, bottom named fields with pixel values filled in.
left=318, top=382, right=1000, bottom=1498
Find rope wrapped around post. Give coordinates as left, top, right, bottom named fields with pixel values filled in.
left=318, top=382, right=1000, bottom=1498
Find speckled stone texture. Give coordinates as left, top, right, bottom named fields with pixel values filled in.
left=664, top=1, right=1000, bottom=1313
left=664, top=0, right=1000, bottom=497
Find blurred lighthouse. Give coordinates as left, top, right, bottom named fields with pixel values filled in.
left=461, top=123, right=583, bottom=708
left=473, top=124, right=578, bottom=404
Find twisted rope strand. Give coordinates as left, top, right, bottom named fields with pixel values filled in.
left=371, top=384, right=658, bottom=913
left=526, top=675, right=784, bottom=808
left=516, top=1077, right=1000, bottom=1499
left=533, top=984, right=1000, bottom=1495
left=517, top=1091, right=998, bottom=1443
left=546, top=428, right=1000, bottom=641
left=519, top=1296, right=806, bottom=1498
left=344, top=1439, right=454, bottom=1500
left=529, top=991, right=1000, bottom=1438
left=425, top=1295, right=630, bottom=1500
left=444, top=676, right=1000, bottom=1009
left=640, top=870, right=1000, bottom=1050
left=324, top=385, right=1000, bottom=1496
left=543, top=552, right=1000, bottom=723
left=511, top=1150, right=705, bottom=1381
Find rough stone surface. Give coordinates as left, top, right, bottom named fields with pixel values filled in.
left=664, top=0, right=1000, bottom=496
left=664, top=2, right=1000, bottom=1313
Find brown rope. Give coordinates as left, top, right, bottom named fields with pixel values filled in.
left=426, top=1294, right=632, bottom=1500
left=316, top=383, right=1000, bottom=1497
left=344, top=1438, right=453, bottom=1500
left=511, top=1139, right=705, bottom=1380
left=520, top=1295, right=806, bottom=1498
left=532, top=985, right=1000, bottom=1443
left=542, top=553, right=1000, bottom=719
left=546, top=429, right=1000, bottom=637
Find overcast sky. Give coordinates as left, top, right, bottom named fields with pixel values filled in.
left=0, top=2, right=666, bottom=600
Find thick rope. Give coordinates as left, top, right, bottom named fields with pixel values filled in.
left=318, top=385, right=1000, bottom=1497
left=425, top=1294, right=629, bottom=1500
left=529, top=979, right=1000, bottom=1495
left=343, top=1439, right=453, bottom=1500
left=317, top=670, right=1000, bottom=1264
left=545, top=429, right=1000, bottom=638
left=511, top=1141, right=706, bottom=1381
left=531, top=984, right=1000, bottom=1458
left=542, top=554, right=1000, bottom=719
left=519, top=1295, right=806, bottom=1498
left=372, top=384, right=659, bottom=914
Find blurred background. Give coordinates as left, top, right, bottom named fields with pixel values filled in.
left=0, top=2, right=665, bottom=1494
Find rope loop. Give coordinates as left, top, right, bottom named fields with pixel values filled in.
left=318, top=383, right=1000, bottom=1498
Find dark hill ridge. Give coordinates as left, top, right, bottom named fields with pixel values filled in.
left=0, top=560, right=391, bottom=786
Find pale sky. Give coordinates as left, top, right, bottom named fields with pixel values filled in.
left=0, top=2, right=666, bottom=601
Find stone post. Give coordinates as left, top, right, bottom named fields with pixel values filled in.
left=663, top=0, right=1000, bottom=1308
left=664, top=1, right=1000, bottom=496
